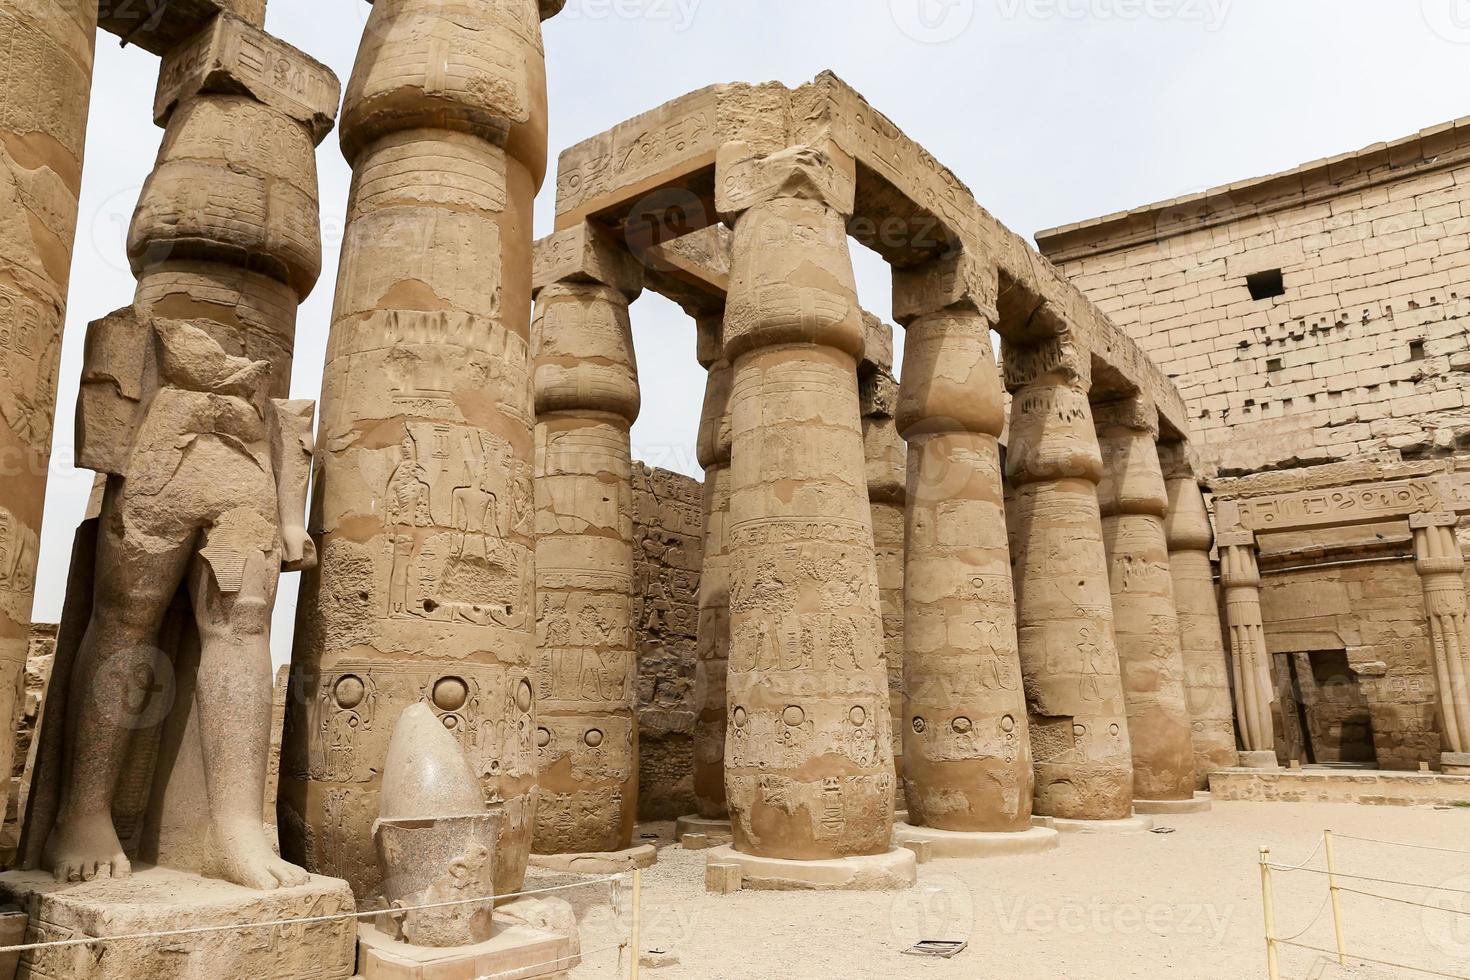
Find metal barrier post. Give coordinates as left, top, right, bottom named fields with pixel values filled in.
left=1260, top=846, right=1281, bottom=980
left=1324, top=830, right=1347, bottom=966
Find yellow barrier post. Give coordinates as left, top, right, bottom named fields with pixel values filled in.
left=1260, top=846, right=1281, bottom=980
left=1324, top=830, right=1347, bottom=966
left=631, top=869, right=643, bottom=980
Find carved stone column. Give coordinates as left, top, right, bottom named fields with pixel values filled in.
left=1004, top=327, right=1139, bottom=826
left=287, top=0, right=560, bottom=901
left=859, top=316, right=906, bottom=809
left=1160, top=447, right=1238, bottom=787
left=0, top=0, right=96, bottom=805
left=1094, top=395, right=1198, bottom=809
left=1411, top=513, right=1470, bottom=774
left=1218, top=530, right=1280, bottom=769
left=709, top=142, right=910, bottom=889
left=692, top=313, right=733, bottom=823
left=528, top=223, right=646, bottom=863
left=892, top=255, right=1056, bottom=855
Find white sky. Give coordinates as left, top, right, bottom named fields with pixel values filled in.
left=32, top=0, right=1470, bottom=661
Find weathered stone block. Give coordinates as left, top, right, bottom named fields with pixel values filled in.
left=715, top=142, right=856, bottom=219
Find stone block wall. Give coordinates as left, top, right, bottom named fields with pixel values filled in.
left=630, top=463, right=704, bottom=821
left=1038, top=119, right=1470, bottom=478
left=0, top=623, right=55, bottom=864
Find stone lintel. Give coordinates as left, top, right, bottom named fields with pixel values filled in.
left=643, top=225, right=731, bottom=320
left=1410, top=512, right=1459, bottom=529
left=891, top=249, right=999, bottom=326
left=1092, top=393, right=1159, bottom=438
left=101, top=0, right=265, bottom=55
left=155, top=14, right=341, bottom=144
left=532, top=222, right=644, bottom=300
left=715, top=141, right=856, bottom=221
left=1157, top=440, right=1200, bottom=482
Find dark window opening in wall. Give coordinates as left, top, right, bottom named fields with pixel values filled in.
left=1274, top=650, right=1377, bottom=767
left=1410, top=339, right=1427, bottom=361
left=1247, top=268, right=1286, bottom=301
left=1266, top=358, right=1283, bottom=373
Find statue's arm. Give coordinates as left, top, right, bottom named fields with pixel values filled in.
left=270, top=398, right=317, bottom=572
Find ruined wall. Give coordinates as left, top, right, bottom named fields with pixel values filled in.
left=1039, top=121, right=1470, bottom=478
left=630, top=463, right=704, bottom=820
left=0, top=623, right=56, bottom=864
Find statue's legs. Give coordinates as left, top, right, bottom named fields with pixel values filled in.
left=46, top=480, right=196, bottom=882
left=189, top=535, right=307, bottom=891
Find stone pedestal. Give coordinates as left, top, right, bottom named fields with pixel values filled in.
left=0, top=868, right=355, bottom=980
left=1094, top=395, right=1195, bottom=805
left=1050, top=814, right=1155, bottom=835
left=892, top=823, right=1059, bottom=858
left=1133, top=792, right=1211, bottom=815
left=1443, top=752, right=1470, bottom=775
left=675, top=814, right=732, bottom=845
left=703, top=844, right=916, bottom=892
left=356, top=900, right=579, bottom=980
left=528, top=843, right=656, bottom=875
left=1003, top=328, right=1135, bottom=821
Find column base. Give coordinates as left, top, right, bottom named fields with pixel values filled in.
left=893, top=823, right=1061, bottom=858
left=703, top=844, right=916, bottom=892
left=894, top=809, right=910, bottom=824
left=357, top=899, right=579, bottom=980
left=528, top=843, right=657, bottom=875
left=1442, top=752, right=1470, bottom=775
left=1238, top=750, right=1282, bottom=770
left=674, top=815, right=733, bottom=846
left=1050, top=813, right=1155, bottom=834
left=1133, top=792, right=1212, bottom=815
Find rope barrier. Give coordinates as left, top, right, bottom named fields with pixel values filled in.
left=1265, top=864, right=1470, bottom=896
left=1265, top=834, right=1326, bottom=872
left=1277, top=891, right=1331, bottom=943
left=1333, top=834, right=1470, bottom=856
left=1274, top=940, right=1470, bottom=979
left=1338, top=886, right=1470, bottom=915
left=0, top=873, right=629, bottom=956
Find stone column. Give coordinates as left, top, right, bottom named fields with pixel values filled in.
left=1094, top=395, right=1198, bottom=809
left=286, top=0, right=560, bottom=901
left=528, top=223, right=645, bottom=862
left=1160, top=448, right=1238, bottom=787
left=691, top=313, right=733, bottom=824
left=0, top=0, right=97, bottom=810
left=711, top=142, right=909, bottom=888
left=858, top=316, right=906, bottom=809
left=1411, top=513, right=1470, bottom=774
left=1218, top=530, right=1280, bottom=769
left=1003, top=327, right=1137, bottom=825
left=892, top=254, right=1052, bottom=852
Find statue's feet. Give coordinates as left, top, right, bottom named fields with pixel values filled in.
left=43, top=814, right=131, bottom=883
left=211, top=831, right=310, bottom=891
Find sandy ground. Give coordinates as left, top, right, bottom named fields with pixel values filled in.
left=524, top=801, right=1470, bottom=980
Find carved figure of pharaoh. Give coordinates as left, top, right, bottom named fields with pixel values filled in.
left=40, top=306, right=315, bottom=891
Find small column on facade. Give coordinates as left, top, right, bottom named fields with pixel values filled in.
left=1411, top=513, right=1470, bottom=775
left=891, top=253, right=1057, bottom=856
left=1159, top=443, right=1238, bottom=786
left=286, top=0, right=561, bottom=901
left=1003, top=322, right=1145, bottom=831
left=0, top=0, right=97, bottom=812
left=1218, top=530, right=1281, bottom=769
left=528, top=223, right=653, bottom=870
left=1094, top=394, right=1202, bottom=812
left=706, top=141, right=913, bottom=890
left=858, top=314, right=907, bottom=812
left=678, top=312, right=736, bottom=843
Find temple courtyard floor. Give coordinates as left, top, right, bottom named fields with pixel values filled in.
left=534, top=801, right=1470, bottom=979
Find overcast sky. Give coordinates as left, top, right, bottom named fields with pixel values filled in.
left=33, top=0, right=1470, bottom=659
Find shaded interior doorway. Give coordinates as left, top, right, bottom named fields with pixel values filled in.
left=1273, top=650, right=1377, bottom=766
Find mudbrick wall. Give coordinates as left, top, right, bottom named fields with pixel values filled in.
left=630, top=463, right=704, bottom=820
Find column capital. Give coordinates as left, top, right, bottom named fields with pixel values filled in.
left=715, top=141, right=856, bottom=221
left=1092, top=392, right=1159, bottom=439
left=860, top=312, right=894, bottom=378
left=1216, top=529, right=1256, bottom=549
left=533, top=222, right=644, bottom=301
left=1000, top=306, right=1091, bottom=393
left=1411, top=512, right=1460, bottom=529
left=696, top=312, right=725, bottom=369
left=891, top=249, right=999, bottom=326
